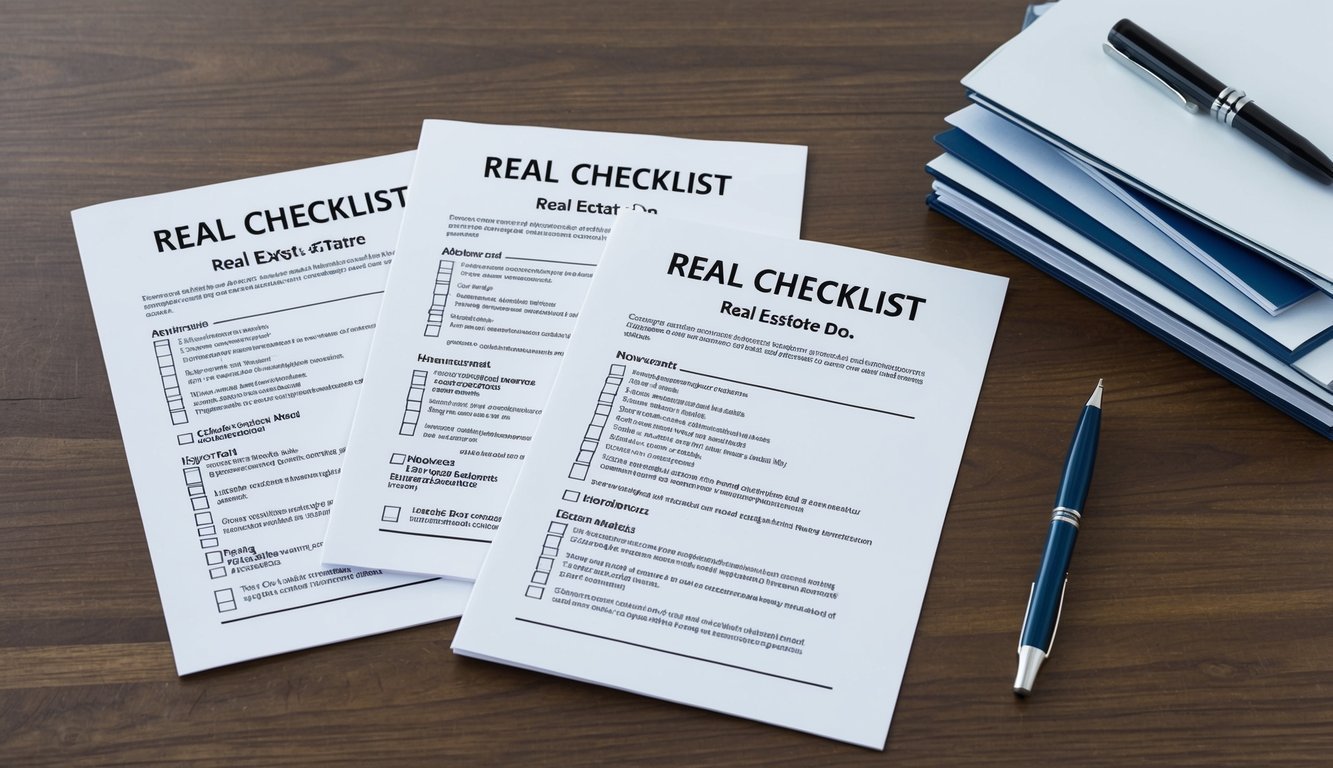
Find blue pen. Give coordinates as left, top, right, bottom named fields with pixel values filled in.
left=1014, top=380, right=1102, bottom=696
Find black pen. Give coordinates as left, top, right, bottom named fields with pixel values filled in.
left=1014, top=380, right=1102, bottom=696
left=1104, top=18, right=1333, bottom=185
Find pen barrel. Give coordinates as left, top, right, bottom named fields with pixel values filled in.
left=1021, top=519, right=1079, bottom=651
left=1054, top=405, right=1100, bottom=512
left=1232, top=104, right=1333, bottom=185
left=1108, top=19, right=1224, bottom=108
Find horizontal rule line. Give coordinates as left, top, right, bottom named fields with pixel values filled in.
left=379, top=528, right=494, bottom=544
left=504, top=256, right=597, bottom=267
left=516, top=617, right=832, bottom=690
left=214, top=290, right=384, bottom=324
left=219, top=577, right=439, bottom=624
left=678, top=368, right=913, bottom=419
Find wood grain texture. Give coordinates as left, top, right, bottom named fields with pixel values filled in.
left=3, top=1, right=1331, bottom=765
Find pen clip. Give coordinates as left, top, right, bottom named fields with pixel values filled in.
left=1102, top=41, right=1199, bottom=114
left=1017, top=583, right=1035, bottom=652
left=1017, top=579, right=1069, bottom=655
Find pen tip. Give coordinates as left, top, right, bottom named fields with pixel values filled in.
left=1086, top=379, right=1104, bottom=408
left=1014, top=646, right=1045, bottom=696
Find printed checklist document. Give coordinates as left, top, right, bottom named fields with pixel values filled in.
left=322, top=121, right=808, bottom=579
left=72, top=154, right=471, bottom=674
left=453, top=213, right=1008, bottom=748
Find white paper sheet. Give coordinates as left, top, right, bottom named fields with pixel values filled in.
left=962, top=0, right=1333, bottom=286
left=322, top=121, right=807, bottom=579
left=452, top=213, right=1007, bottom=749
left=72, top=153, right=471, bottom=674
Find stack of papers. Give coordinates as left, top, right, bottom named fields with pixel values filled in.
left=926, top=0, right=1333, bottom=438
left=72, top=118, right=1009, bottom=748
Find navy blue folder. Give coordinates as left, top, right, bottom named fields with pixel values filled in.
left=929, top=127, right=1333, bottom=363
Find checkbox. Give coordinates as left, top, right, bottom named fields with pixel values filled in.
left=205, top=551, right=224, bottom=565
left=200, top=537, right=219, bottom=548
left=548, top=521, right=568, bottom=534
left=537, top=556, right=554, bottom=571
left=214, top=588, right=237, bottom=612
left=525, top=585, right=545, bottom=599
left=209, top=567, right=227, bottom=579
left=195, top=512, right=213, bottom=525
left=381, top=505, right=401, bottom=523
left=531, top=570, right=549, bottom=585
left=390, top=453, right=407, bottom=465
left=177, top=432, right=195, bottom=445
left=562, top=490, right=580, bottom=502
left=197, top=525, right=216, bottom=536
left=542, top=545, right=558, bottom=557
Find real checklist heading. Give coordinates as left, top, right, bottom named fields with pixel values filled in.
left=484, top=156, right=733, bottom=196
left=666, top=252, right=929, bottom=323
left=149, top=185, right=409, bottom=253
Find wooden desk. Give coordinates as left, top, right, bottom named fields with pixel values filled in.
left=4, top=1, right=1330, bottom=764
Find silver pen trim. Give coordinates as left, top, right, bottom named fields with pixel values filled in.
left=1051, top=506, right=1082, bottom=529
left=1210, top=86, right=1252, bottom=126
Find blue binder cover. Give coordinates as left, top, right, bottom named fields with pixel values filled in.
left=924, top=189, right=1333, bottom=440
left=931, top=128, right=1333, bottom=363
left=1118, top=183, right=1317, bottom=314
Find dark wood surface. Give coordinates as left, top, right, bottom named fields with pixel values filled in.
left=4, top=1, right=1331, bottom=765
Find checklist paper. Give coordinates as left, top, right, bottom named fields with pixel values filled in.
left=453, top=213, right=1007, bottom=749
left=72, top=153, right=471, bottom=674
left=321, top=120, right=808, bottom=580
